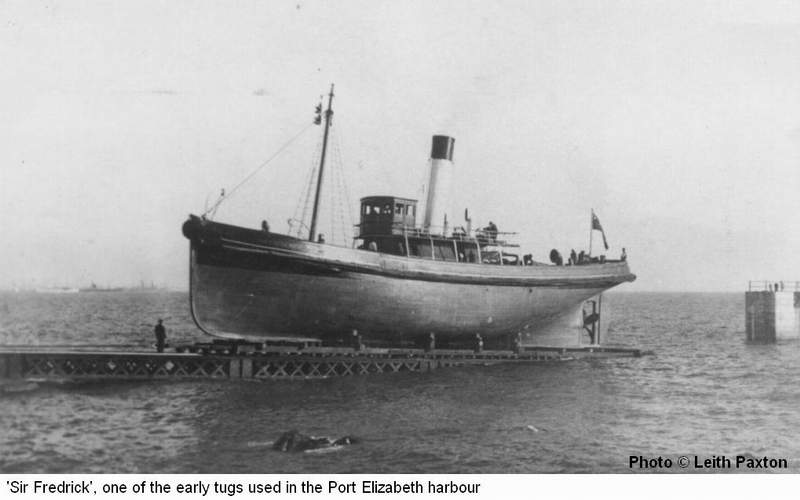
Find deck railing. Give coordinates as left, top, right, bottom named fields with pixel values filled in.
left=748, top=280, right=800, bottom=292
left=356, top=223, right=519, bottom=246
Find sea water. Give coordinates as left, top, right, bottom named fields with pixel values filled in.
left=1, top=291, right=798, bottom=473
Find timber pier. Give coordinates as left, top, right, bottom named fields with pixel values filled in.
left=0, top=341, right=646, bottom=383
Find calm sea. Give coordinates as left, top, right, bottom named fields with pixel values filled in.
left=1, top=291, right=798, bottom=473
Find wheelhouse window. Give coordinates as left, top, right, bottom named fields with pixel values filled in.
left=361, top=204, right=383, bottom=215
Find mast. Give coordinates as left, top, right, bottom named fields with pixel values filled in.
left=308, top=83, right=335, bottom=242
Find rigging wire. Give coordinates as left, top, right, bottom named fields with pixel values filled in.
left=328, top=159, right=336, bottom=244
left=332, top=130, right=356, bottom=245
left=203, top=93, right=354, bottom=244
left=287, top=120, right=355, bottom=246
left=328, top=128, right=348, bottom=245
left=325, top=128, right=343, bottom=246
left=202, top=122, right=315, bottom=219
left=290, top=131, right=324, bottom=238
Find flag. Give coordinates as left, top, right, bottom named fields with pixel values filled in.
left=591, top=210, right=609, bottom=250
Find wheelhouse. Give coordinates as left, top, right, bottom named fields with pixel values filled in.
left=355, top=195, right=520, bottom=264
left=358, top=196, right=417, bottom=237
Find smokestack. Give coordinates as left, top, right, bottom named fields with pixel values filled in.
left=423, top=135, right=455, bottom=234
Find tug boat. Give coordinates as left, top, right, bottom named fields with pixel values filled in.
left=181, top=86, right=635, bottom=347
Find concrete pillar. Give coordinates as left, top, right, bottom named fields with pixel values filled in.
left=745, top=291, right=775, bottom=341
left=776, top=292, right=800, bottom=339
left=745, top=291, right=800, bottom=341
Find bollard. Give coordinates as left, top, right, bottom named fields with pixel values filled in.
left=474, top=333, right=483, bottom=353
left=513, top=332, right=523, bottom=355
left=351, top=329, right=363, bottom=351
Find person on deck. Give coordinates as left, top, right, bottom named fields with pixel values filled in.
left=154, top=319, right=166, bottom=353
left=620, top=248, right=627, bottom=261
left=569, top=249, right=577, bottom=266
left=486, top=221, right=498, bottom=242
left=549, top=249, right=563, bottom=266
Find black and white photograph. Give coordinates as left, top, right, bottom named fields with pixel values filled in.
left=1, top=0, right=799, bottom=485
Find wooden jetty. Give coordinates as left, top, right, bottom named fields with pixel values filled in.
left=0, top=342, right=646, bottom=383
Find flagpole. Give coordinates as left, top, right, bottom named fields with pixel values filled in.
left=589, top=210, right=593, bottom=256
left=597, top=293, right=602, bottom=345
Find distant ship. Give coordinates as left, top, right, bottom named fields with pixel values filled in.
left=123, top=281, right=165, bottom=293
left=79, top=282, right=124, bottom=293
left=34, top=286, right=79, bottom=294
left=78, top=282, right=164, bottom=293
left=182, top=86, right=635, bottom=347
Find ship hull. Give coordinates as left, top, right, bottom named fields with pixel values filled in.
left=184, top=216, right=635, bottom=344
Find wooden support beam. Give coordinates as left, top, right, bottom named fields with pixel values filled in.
left=0, top=344, right=646, bottom=382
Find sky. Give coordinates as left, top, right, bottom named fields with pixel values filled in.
left=1, top=0, right=799, bottom=292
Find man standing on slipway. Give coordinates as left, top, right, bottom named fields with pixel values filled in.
left=154, top=319, right=166, bottom=353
